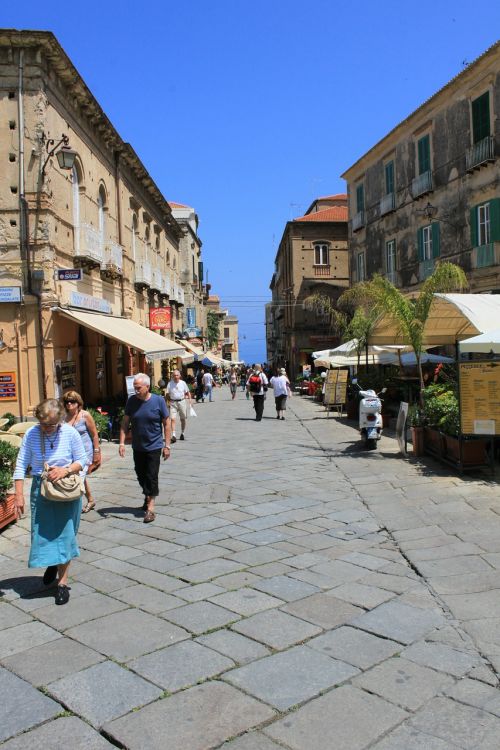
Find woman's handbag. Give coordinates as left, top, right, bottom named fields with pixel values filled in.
left=41, top=463, right=83, bottom=501
left=40, top=431, right=83, bottom=501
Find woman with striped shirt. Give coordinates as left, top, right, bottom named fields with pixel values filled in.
left=13, top=399, right=89, bottom=605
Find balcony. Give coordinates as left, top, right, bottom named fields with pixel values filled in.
left=352, top=210, right=365, bottom=231
left=223, top=337, right=234, bottom=345
left=101, top=242, right=123, bottom=279
left=178, top=288, right=185, bottom=305
left=151, top=269, right=163, bottom=292
left=466, top=136, right=495, bottom=172
left=134, top=261, right=152, bottom=288
left=472, top=242, right=500, bottom=269
left=162, top=276, right=171, bottom=296
left=380, top=192, right=396, bottom=216
left=192, top=274, right=199, bottom=288
left=313, top=265, right=331, bottom=277
left=75, top=223, right=104, bottom=267
left=419, top=259, right=435, bottom=280
left=412, top=171, right=433, bottom=199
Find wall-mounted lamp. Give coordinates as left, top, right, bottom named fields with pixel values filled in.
left=418, top=202, right=463, bottom=230
left=41, top=133, right=77, bottom=176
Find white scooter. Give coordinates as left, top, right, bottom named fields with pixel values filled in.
left=352, top=379, right=386, bottom=450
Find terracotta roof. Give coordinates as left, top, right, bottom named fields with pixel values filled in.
left=169, top=201, right=189, bottom=209
left=294, top=206, right=348, bottom=223
left=316, top=194, right=347, bottom=201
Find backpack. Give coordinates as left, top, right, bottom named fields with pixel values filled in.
left=248, top=374, right=262, bottom=393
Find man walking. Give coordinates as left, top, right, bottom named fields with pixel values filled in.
left=195, top=368, right=205, bottom=403
left=203, top=369, right=214, bottom=402
left=166, top=369, right=191, bottom=443
left=119, top=373, right=170, bottom=523
left=246, top=364, right=268, bottom=421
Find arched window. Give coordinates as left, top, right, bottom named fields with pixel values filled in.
left=145, top=226, right=150, bottom=264
left=71, top=165, right=80, bottom=254
left=131, top=214, right=138, bottom=262
left=98, top=186, right=106, bottom=251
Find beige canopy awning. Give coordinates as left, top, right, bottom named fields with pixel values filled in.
left=56, top=307, right=185, bottom=361
left=178, top=339, right=205, bottom=359
left=369, top=294, right=500, bottom=347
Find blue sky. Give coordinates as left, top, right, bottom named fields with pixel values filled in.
left=4, top=1, right=500, bottom=362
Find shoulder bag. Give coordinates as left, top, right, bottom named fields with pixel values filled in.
left=40, top=430, right=83, bottom=502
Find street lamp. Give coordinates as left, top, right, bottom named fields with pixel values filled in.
left=41, top=133, right=77, bottom=176
left=419, top=202, right=463, bottom=230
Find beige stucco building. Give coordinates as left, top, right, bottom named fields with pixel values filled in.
left=342, top=41, right=500, bottom=294
left=0, top=30, right=190, bottom=416
left=268, top=195, right=349, bottom=376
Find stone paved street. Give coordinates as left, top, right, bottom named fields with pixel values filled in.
left=1, top=388, right=500, bottom=748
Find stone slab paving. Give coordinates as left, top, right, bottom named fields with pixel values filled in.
left=1, top=390, right=500, bottom=748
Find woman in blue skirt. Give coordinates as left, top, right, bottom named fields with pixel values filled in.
left=13, top=399, right=89, bottom=605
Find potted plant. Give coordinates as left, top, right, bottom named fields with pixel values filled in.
left=0, top=439, right=19, bottom=531
left=408, top=404, right=425, bottom=456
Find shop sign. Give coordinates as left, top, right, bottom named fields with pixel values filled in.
left=185, top=327, right=202, bottom=338
left=57, top=269, right=82, bottom=281
left=0, top=287, right=22, bottom=303
left=149, top=307, right=172, bottom=330
left=186, top=307, right=196, bottom=327
left=0, top=372, right=16, bottom=401
left=70, top=291, right=111, bottom=314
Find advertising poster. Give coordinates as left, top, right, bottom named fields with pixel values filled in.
left=323, top=370, right=338, bottom=406
left=0, top=372, right=16, bottom=401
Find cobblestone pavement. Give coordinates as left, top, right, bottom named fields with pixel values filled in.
left=1, top=388, right=500, bottom=748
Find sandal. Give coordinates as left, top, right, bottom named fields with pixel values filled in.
left=82, top=500, right=96, bottom=514
left=144, top=510, right=156, bottom=524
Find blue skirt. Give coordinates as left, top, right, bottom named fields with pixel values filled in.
left=28, top=476, right=82, bottom=568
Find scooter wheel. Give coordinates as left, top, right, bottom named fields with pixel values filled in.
left=366, top=439, right=377, bottom=450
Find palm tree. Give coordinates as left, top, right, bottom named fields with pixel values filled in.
left=339, top=261, right=467, bottom=397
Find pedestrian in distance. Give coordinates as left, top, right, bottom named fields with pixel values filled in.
left=203, top=369, right=214, bottom=402
left=195, top=368, right=205, bottom=403
left=13, top=398, right=89, bottom=605
left=270, top=368, right=292, bottom=420
left=240, top=370, right=247, bottom=391
left=166, top=369, right=192, bottom=443
left=119, top=373, right=171, bottom=524
left=246, top=363, right=269, bottom=421
left=229, top=367, right=238, bottom=400
left=63, top=390, right=101, bottom=513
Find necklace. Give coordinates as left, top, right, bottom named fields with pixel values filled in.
left=48, top=426, right=60, bottom=450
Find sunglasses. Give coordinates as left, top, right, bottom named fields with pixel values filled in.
left=64, top=399, right=78, bottom=405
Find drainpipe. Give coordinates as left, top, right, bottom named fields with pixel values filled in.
left=19, top=48, right=47, bottom=399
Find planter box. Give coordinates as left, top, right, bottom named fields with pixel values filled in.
left=0, top=492, right=17, bottom=531
left=412, top=426, right=424, bottom=457
left=423, top=427, right=446, bottom=457
left=444, top=435, right=489, bottom=467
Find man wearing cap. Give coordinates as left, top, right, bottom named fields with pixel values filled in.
left=270, top=368, right=291, bottom=420
left=246, top=364, right=269, bottom=422
left=166, top=369, right=192, bottom=442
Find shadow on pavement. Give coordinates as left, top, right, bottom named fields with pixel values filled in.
left=0, top=575, right=50, bottom=601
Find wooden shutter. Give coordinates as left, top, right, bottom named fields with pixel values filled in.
left=356, top=184, right=364, bottom=213
left=417, top=228, right=424, bottom=261
left=385, top=162, right=394, bottom=194
left=490, top=198, right=500, bottom=242
left=418, top=135, right=430, bottom=175
left=472, top=92, right=490, bottom=144
left=431, top=222, right=440, bottom=258
left=470, top=206, right=478, bottom=247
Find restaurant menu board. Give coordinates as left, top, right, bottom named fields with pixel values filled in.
left=459, top=362, right=500, bottom=436
left=0, top=372, right=16, bottom=401
left=60, top=361, right=77, bottom=391
left=324, top=370, right=348, bottom=406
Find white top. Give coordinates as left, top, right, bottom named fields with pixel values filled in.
left=246, top=371, right=269, bottom=396
left=270, top=375, right=290, bottom=397
left=167, top=379, right=190, bottom=401
left=203, top=372, right=213, bottom=386
left=13, top=423, right=89, bottom=479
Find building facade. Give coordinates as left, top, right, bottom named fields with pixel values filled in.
left=342, top=41, right=500, bottom=294
left=221, top=315, right=239, bottom=362
left=0, top=30, right=186, bottom=416
left=268, top=195, right=349, bottom=376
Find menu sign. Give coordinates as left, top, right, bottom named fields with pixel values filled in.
left=324, top=370, right=348, bottom=406
left=459, top=362, right=500, bottom=436
left=0, top=372, right=16, bottom=401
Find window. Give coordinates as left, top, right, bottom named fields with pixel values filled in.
left=417, top=134, right=431, bottom=175
left=356, top=252, right=365, bottom=282
left=144, top=227, right=151, bottom=263
left=385, top=161, right=394, bottom=195
left=71, top=166, right=80, bottom=253
left=356, top=184, right=365, bottom=213
left=97, top=186, right=106, bottom=250
left=224, top=327, right=230, bottom=338
left=386, top=239, right=396, bottom=275
left=470, top=199, right=500, bottom=246
left=472, top=92, right=490, bottom=144
left=314, top=243, right=329, bottom=265
left=131, top=215, right=138, bottom=261
left=417, top=223, right=440, bottom=260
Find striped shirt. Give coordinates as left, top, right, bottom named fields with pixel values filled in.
left=13, top=423, right=89, bottom=480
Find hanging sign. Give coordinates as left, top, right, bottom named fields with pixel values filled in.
left=0, top=372, right=16, bottom=401
left=186, top=307, right=196, bottom=327
left=149, top=307, right=172, bottom=330
left=0, top=287, right=22, bottom=302
left=57, top=269, right=82, bottom=281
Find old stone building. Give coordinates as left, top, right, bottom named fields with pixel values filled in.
left=221, top=314, right=239, bottom=362
left=169, top=201, right=207, bottom=347
left=268, top=195, right=349, bottom=376
left=0, top=30, right=190, bottom=416
left=342, top=41, right=500, bottom=293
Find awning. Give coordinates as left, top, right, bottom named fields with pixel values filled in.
left=56, top=307, right=185, bottom=361
left=369, top=294, right=500, bottom=347
left=459, top=328, right=500, bottom=354
left=177, top=339, right=205, bottom=360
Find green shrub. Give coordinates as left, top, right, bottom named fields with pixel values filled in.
left=422, top=383, right=459, bottom=436
left=87, top=408, right=109, bottom=439
left=2, top=413, right=16, bottom=430
left=0, top=440, right=19, bottom=500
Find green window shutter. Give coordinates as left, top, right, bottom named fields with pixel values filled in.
left=490, top=198, right=500, bottom=242
left=198, top=261, right=204, bottom=282
left=417, top=228, right=424, bottom=261
left=418, top=135, right=430, bottom=175
left=356, top=184, right=364, bottom=213
left=470, top=206, right=478, bottom=247
left=431, top=222, right=440, bottom=258
left=385, top=162, right=394, bottom=195
left=472, top=92, right=490, bottom=144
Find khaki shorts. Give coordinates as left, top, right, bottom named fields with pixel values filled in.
left=170, top=400, right=188, bottom=419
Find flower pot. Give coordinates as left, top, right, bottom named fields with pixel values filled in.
left=0, top=492, right=17, bottom=531
left=411, top=426, right=424, bottom=457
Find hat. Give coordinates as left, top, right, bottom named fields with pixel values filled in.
left=280, top=368, right=286, bottom=374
